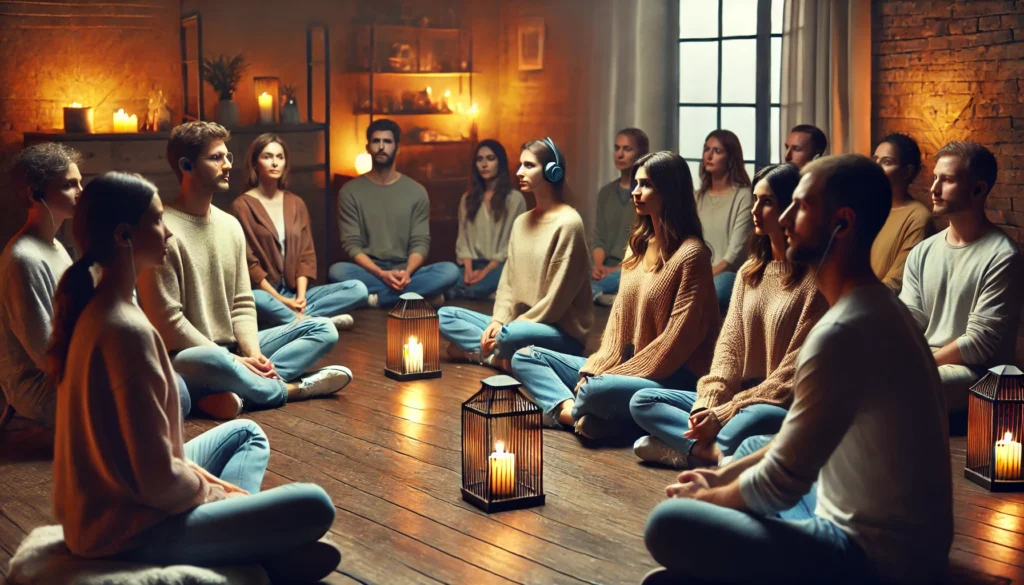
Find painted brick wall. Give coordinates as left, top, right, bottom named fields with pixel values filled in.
left=872, top=0, right=1024, bottom=364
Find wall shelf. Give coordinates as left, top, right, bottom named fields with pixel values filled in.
left=349, top=71, right=474, bottom=77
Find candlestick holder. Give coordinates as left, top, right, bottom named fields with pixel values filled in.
left=384, top=293, right=441, bottom=381
left=966, top=365, right=1024, bottom=491
left=461, top=375, right=545, bottom=513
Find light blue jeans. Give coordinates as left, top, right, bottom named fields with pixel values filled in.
left=253, top=280, right=368, bottom=329
left=643, top=434, right=869, bottom=584
left=629, top=387, right=789, bottom=456
left=591, top=267, right=622, bottom=300
left=438, top=307, right=584, bottom=361
left=121, top=420, right=334, bottom=568
left=173, top=317, right=338, bottom=410
left=509, top=346, right=697, bottom=429
left=714, top=271, right=737, bottom=315
left=327, top=260, right=461, bottom=308
left=447, top=259, right=505, bottom=300
left=174, top=373, right=191, bottom=418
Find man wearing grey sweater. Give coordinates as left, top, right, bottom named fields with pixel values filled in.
left=900, top=141, right=1023, bottom=411
left=643, top=155, right=952, bottom=585
left=327, top=119, right=460, bottom=308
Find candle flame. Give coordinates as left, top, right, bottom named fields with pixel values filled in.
left=426, top=86, right=432, bottom=94
left=260, top=92, right=270, bottom=97
left=495, top=441, right=505, bottom=454
left=408, top=336, right=418, bottom=344
left=116, top=108, right=126, bottom=115
left=444, top=89, right=452, bottom=97
left=1006, top=431, right=1014, bottom=442
left=70, top=102, right=82, bottom=108
left=468, top=103, right=479, bottom=117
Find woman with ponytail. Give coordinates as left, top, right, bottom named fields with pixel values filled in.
left=49, top=172, right=341, bottom=581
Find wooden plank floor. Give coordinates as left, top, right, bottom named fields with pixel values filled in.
left=0, top=300, right=1022, bottom=584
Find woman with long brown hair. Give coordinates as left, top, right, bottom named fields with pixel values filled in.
left=230, top=133, right=368, bottom=330
left=629, top=163, right=827, bottom=469
left=696, top=129, right=753, bottom=313
left=511, top=151, right=720, bottom=439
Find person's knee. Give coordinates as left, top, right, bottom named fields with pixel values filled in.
left=349, top=280, right=369, bottom=298
left=629, top=389, right=661, bottom=418
left=437, top=306, right=458, bottom=320
left=645, top=499, right=698, bottom=566
left=510, top=346, right=536, bottom=373
left=175, top=374, right=191, bottom=418
left=174, top=346, right=233, bottom=377
left=307, top=317, right=339, bottom=346
left=438, top=262, right=461, bottom=283
left=733, top=434, right=774, bottom=458
left=327, top=262, right=352, bottom=283
left=235, top=419, right=269, bottom=451
left=289, top=483, right=336, bottom=535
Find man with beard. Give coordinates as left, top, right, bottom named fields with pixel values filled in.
left=642, top=155, right=952, bottom=585
left=783, top=124, right=828, bottom=169
left=328, top=118, right=460, bottom=308
left=139, top=121, right=352, bottom=420
left=899, top=141, right=1023, bottom=412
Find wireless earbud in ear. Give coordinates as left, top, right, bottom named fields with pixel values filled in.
left=31, top=190, right=44, bottom=202
left=180, top=158, right=193, bottom=172
left=123, top=232, right=132, bottom=242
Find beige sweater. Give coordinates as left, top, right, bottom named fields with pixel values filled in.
left=492, top=205, right=593, bottom=344
left=582, top=238, right=720, bottom=381
left=137, top=205, right=260, bottom=355
left=693, top=261, right=828, bottom=424
left=53, top=295, right=213, bottom=557
left=869, top=200, right=934, bottom=294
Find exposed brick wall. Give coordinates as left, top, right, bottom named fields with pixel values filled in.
left=872, top=0, right=1024, bottom=364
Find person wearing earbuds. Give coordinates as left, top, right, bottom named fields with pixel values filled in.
left=783, top=124, right=828, bottom=169
left=899, top=141, right=1023, bottom=413
left=328, top=118, right=461, bottom=308
left=0, top=143, right=81, bottom=425
left=642, top=155, right=951, bottom=585
left=138, top=121, right=352, bottom=421
left=438, top=138, right=592, bottom=370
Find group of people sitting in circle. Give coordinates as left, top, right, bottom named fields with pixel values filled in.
left=0, top=113, right=1020, bottom=583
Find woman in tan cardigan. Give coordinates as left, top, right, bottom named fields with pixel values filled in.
left=230, top=133, right=367, bottom=330
left=629, top=163, right=828, bottom=468
left=511, top=151, right=720, bottom=439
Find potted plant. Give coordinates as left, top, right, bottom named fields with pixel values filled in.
left=203, top=54, right=248, bottom=126
left=280, top=83, right=300, bottom=124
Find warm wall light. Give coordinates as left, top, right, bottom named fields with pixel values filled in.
left=112, top=109, right=138, bottom=133
left=966, top=365, right=1024, bottom=491
left=385, top=293, right=441, bottom=381
left=63, top=103, right=94, bottom=134
left=355, top=152, right=373, bottom=175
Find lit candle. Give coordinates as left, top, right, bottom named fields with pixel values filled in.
left=258, top=92, right=273, bottom=124
left=426, top=86, right=433, bottom=108
left=403, top=336, right=424, bottom=374
left=996, top=431, right=1022, bottom=480
left=355, top=152, right=372, bottom=175
left=63, top=103, right=94, bottom=133
left=113, top=109, right=137, bottom=133
left=442, top=89, right=452, bottom=112
left=489, top=442, right=515, bottom=497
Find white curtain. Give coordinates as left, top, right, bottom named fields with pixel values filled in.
left=780, top=0, right=872, bottom=156
left=570, top=0, right=677, bottom=229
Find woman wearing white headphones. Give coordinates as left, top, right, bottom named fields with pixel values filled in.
left=438, top=137, right=593, bottom=370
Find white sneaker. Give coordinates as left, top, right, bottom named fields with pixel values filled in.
left=596, top=293, right=617, bottom=307
left=366, top=293, right=379, bottom=308
left=330, top=314, right=355, bottom=330
left=633, top=435, right=687, bottom=468
left=293, top=366, right=352, bottom=401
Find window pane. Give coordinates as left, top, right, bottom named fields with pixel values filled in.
left=686, top=160, right=702, bottom=191
left=679, top=41, right=719, bottom=104
left=679, top=0, right=719, bottom=39
left=745, top=162, right=756, bottom=182
left=771, top=106, right=781, bottom=163
left=772, top=0, right=784, bottom=34
left=721, top=39, right=756, bottom=103
left=722, top=0, right=758, bottom=36
left=679, top=106, right=718, bottom=159
left=771, top=36, right=782, bottom=103
left=720, top=106, right=755, bottom=160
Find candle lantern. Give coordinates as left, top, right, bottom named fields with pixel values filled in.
left=461, top=375, right=545, bottom=513
left=63, top=103, right=94, bottom=133
left=254, top=77, right=280, bottom=124
left=966, top=365, right=1024, bottom=491
left=385, top=292, right=441, bottom=381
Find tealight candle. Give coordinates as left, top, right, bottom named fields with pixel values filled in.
left=996, top=431, right=1022, bottom=480
left=489, top=442, right=515, bottom=497
left=258, top=92, right=273, bottom=124
left=403, top=336, right=424, bottom=374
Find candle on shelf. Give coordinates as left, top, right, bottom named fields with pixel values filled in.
left=403, top=336, right=424, bottom=374
left=425, top=86, right=433, bottom=109
left=257, top=92, right=273, bottom=124
left=996, top=431, right=1022, bottom=480
left=63, top=103, right=94, bottom=133
left=489, top=442, right=515, bottom=497
left=442, top=89, right=451, bottom=112
left=113, top=109, right=138, bottom=133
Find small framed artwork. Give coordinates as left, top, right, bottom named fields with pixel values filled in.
left=518, top=18, right=544, bottom=71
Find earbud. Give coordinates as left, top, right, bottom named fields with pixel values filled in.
left=31, top=190, right=44, bottom=202
left=835, top=218, right=848, bottom=231
left=812, top=153, right=822, bottom=161
left=180, top=158, right=193, bottom=172
left=123, top=232, right=132, bottom=242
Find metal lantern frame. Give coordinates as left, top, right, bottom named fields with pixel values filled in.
left=461, top=375, right=545, bottom=513
left=384, top=292, right=441, bottom=381
left=966, top=365, right=1024, bottom=492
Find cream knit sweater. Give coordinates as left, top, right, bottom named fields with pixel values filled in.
left=693, top=261, right=828, bottom=424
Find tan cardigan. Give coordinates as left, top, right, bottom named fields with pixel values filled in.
left=230, top=192, right=317, bottom=291
left=582, top=238, right=720, bottom=381
left=693, top=261, right=828, bottom=424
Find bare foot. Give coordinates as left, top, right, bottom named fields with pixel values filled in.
left=557, top=399, right=576, bottom=427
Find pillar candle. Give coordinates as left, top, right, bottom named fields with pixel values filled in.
left=113, top=109, right=137, bottom=133
left=258, top=92, right=273, bottom=124
left=996, top=431, right=1022, bottom=480
left=489, top=442, right=515, bottom=497
left=403, top=336, right=424, bottom=374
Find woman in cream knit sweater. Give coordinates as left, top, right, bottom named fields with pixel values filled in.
left=512, top=151, right=720, bottom=438
left=629, top=163, right=828, bottom=468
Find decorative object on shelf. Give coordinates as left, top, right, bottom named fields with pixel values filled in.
left=461, top=375, right=545, bottom=512
left=280, top=83, right=301, bottom=124
left=385, top=293, right=441, bottom=381
left=966, top=365, right=1024, bottom=491
left=144, top=89, right=173, bottom=132
left=389, top=42, right=416, bottom=72
left=63, top=103, right=93, bottom=134
left=355, top=152, right=372, bottom=175
left=254, top=77, right=280, bottom=125
left=517, top=18, right=545, bottom=71
left=203, top=53, right=248, bottom=126
left=112, top=109, right=139, bottom=133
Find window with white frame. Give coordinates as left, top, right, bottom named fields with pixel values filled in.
left=678, top=0, right=784, bottom=184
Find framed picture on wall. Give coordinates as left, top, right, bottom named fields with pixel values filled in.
left=518, top=18, right=544, bottom=71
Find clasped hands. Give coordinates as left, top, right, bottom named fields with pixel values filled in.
left=233, top=353, right=280, bottom=380
left=665, top=410, right=723, bottom=500
left=463, top=265, right=492, bottom=286
left=378, top=269, right=411, bottom=291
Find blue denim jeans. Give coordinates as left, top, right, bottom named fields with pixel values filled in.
left=629, top=387, right=789, bottom=456
left=643, top=434, right=861, bottom=584
left=173, top=318, right=338, bottom=410
left=447, top=259, right=505, bottom=300
left=438, top=307, right=584, bottom=361
left=509, top=346, right=696, bottom=428
left=591, top=268, right=622, bottom=300
left=174, top=373, right=191, bottom=418
left=184, top=419, right=270, bottom=494
left=714, top=271, right=737, bottom=315
left=253, top=280, right=368, bottom=329
left=327, top=260, right=461, bottom=308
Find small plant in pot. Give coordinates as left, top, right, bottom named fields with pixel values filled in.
left=203, top=53, right=248, bottom=126
left=280, top=83, right=301, bottom=124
